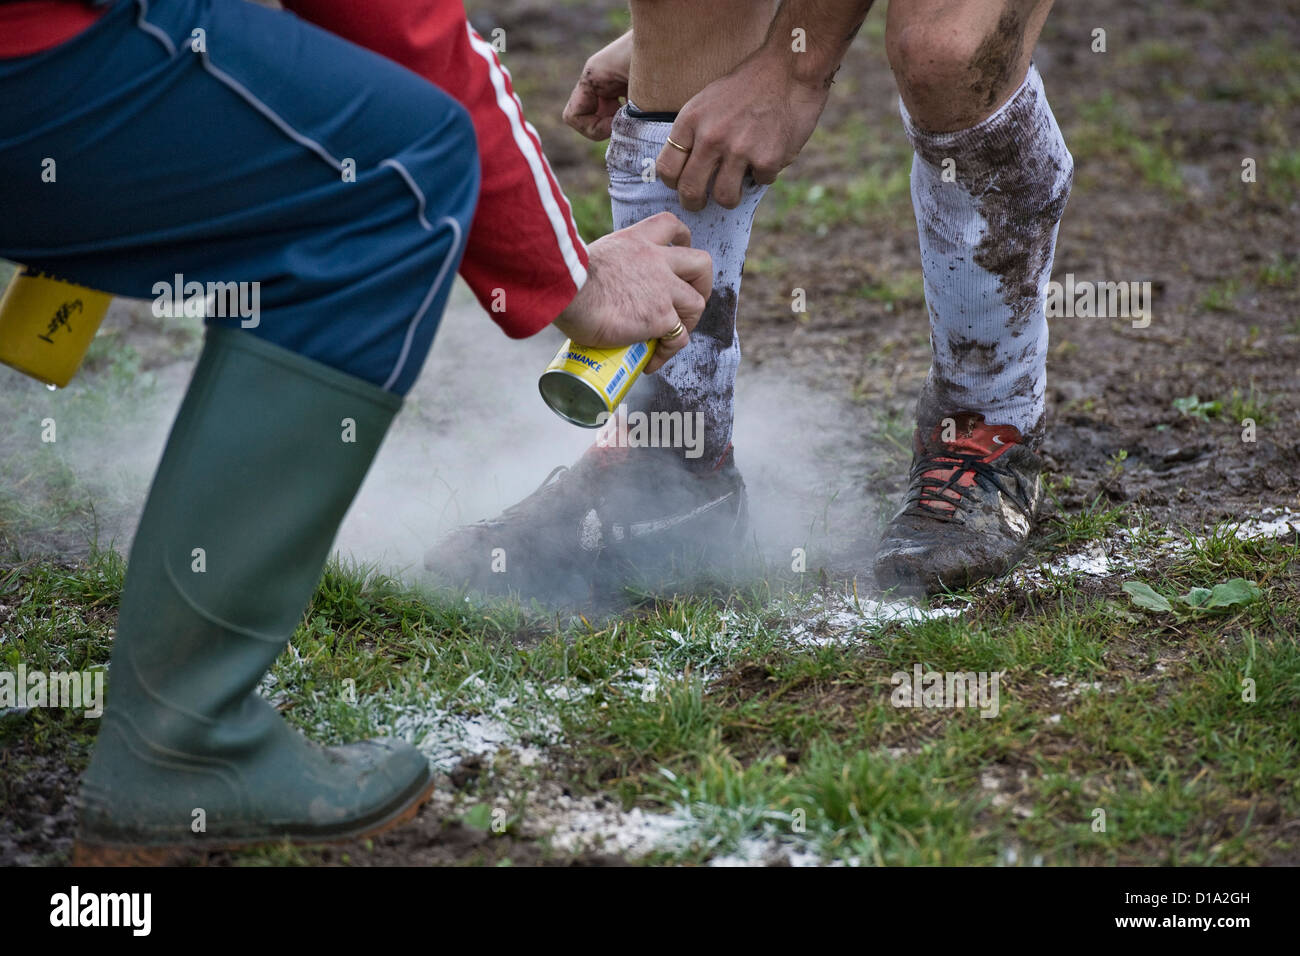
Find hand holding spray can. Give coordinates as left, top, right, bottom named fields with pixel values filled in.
left=539, top=338, right=657, bottom=428
left=537, top=210, right=707, bottom=426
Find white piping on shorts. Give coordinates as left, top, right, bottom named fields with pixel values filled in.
left=132, top=0, right=464, bottom=393
left=134, top=0, right=177, bottom=56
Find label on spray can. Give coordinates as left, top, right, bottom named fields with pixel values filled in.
left=0, top=265, right=113, bottom=388
left=538, top=338, right=657, bottom=427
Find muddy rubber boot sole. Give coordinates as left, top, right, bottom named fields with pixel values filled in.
left=73, top=767, right=436, bottom=866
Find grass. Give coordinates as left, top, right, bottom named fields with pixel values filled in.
left=251, top=524, right=1300, bottom=865
left=1120, top=40, right=1190, bottom=69
left=1257, top=254, right=1298, bottom=289
left=1225, top=385, right=1274, bottom=426
left=1240, top=32, right=1300, bottom=108
left=764, top=166, right=912, bottom=235
left=568, top=187, right=613, bottom=242
left=1042, top=493, right=1130, bottom=549
left=1199, top=278, right=1240, bottom=313
left=1265, top=148, right=1300, bottom=200
left=855, top=271, right=925, bottom=311
left=1071, top=93, right=1185, bottom=196
left=5, top=511, right=1298, bottom=866
left=1169, top=388, right=1275, bottom=428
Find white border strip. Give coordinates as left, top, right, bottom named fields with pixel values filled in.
left=465, top=25, right=587, bottom=287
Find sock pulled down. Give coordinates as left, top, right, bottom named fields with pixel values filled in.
left=901, top=63, right=1073, bottom=446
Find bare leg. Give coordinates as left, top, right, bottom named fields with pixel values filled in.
left=885, top=0, right=1066, bottom=443
left=629, top=0, right=778, bottom=112
left=874, top=0, right=1073, bottom=593
left=887, top=0, right=1053, bottom=132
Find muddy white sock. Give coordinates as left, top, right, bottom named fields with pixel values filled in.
left=901, top=63, right=1073, bottom=446
left=606, top=105, right=766, bottom=470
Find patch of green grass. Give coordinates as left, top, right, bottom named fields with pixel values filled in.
left=1121, top=39, right=1190, bottom=69
left=0, top=547, right=123, bottom=764
left=1239, top=32, right=1300, bottom=108
left=604, top=5, right=630, bottom=34
left=765, top=168, right=912, bottom=234
left=1265, top=148, right=1300, bottom=199
left=742, top=255, right=784, bottom=278
left=610, top=528, right=1300, bottom=864
left=1224, top=385, right=1274, bottom=426
left=568, top=187, right=613, bottom=242
left=1042, top=493, right=1130, bottom=548
left=855, top=271, right=925, bottom=311
left=1257, top=254, right=1297, bottom=289
left=1072, top=93, right=1185, bottom=196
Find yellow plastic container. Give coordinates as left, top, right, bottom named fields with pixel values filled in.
left=0, top=266, right=113, bottom=387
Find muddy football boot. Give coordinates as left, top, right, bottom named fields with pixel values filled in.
left=874, top=413, right=1044, bottom=594
left=75, top=329, right=433, bottom=865
left=425, top=445, right=748, bottom=602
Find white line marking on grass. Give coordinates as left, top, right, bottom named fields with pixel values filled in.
left=786, top=592, right=962, bottom=647
left=527, top=789, right=696, bottom=857
left=1004, top=507, right=1299, bottom=591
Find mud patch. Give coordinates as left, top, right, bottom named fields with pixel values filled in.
left=968, top=5, right=1031, bottom=115
left=0, top=721, right=89, bottom=866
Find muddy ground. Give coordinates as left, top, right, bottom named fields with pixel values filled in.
left=2, top=0, right=1297, bottom=866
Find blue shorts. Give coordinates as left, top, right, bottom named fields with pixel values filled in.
left=0, top=0, right=480, bottom=395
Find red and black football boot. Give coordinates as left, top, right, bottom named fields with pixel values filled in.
left=874, top=413, right=1044, bottom=594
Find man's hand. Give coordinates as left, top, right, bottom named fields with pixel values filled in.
left=563, top=31, right=632, bottom=141
left=655, top=47, right=830, bottom=211
left=553, top=212, right=712, bottom=373
left=654, top=0, right=874, bottom=211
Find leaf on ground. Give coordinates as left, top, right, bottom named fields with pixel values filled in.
left=1173, top=395, right=1223, bottom=421
left=1122, top=581, right=1173, bottom=612
left=461, top=803, right=494, bottom=831
left=1179, top=586, right=1213, bottom=607
left=1204, top=578, right=1262, bottom=609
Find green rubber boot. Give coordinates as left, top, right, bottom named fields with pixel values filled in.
left=75, top=328, right=432, bottom=864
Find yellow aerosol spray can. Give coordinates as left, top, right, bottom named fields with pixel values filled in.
left=538, top=338, right=656, bottom=427
left=0, top=266, right=113, bottom=387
